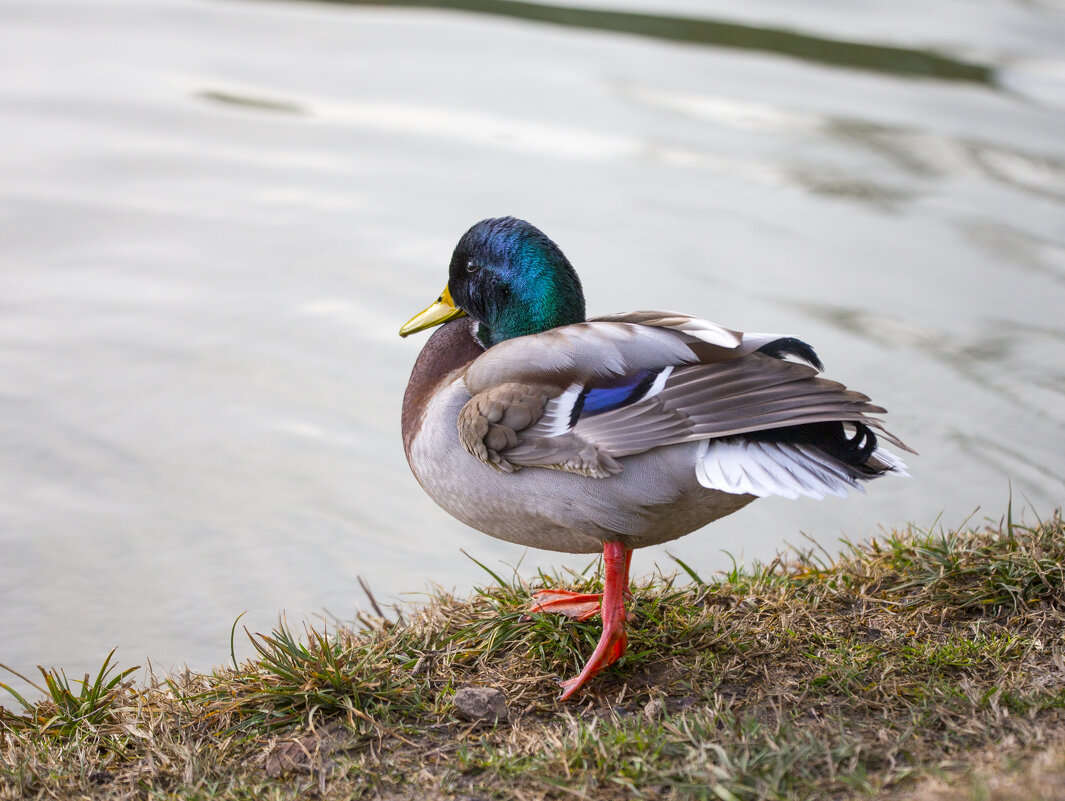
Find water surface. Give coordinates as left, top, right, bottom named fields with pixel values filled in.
left=2, top=0, right=1064, bottom=703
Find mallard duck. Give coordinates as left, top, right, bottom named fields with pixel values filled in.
left=399, top=217, right=910, bottom=700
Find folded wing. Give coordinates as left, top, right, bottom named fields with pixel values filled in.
left=457, top=311, right=911, bottom=495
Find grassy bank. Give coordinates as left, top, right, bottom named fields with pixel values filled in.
left=3, top=509, right=1065, bottom=800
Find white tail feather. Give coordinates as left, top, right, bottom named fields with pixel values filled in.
left=696, top=439, right=877, bottom=499
left=869, top=447, right=910, bottom=476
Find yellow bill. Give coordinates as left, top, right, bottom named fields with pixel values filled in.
left=399, top=285, right=467, bottom=337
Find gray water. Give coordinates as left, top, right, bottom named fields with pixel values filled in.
left=2, top=0, right=1065, bottom=704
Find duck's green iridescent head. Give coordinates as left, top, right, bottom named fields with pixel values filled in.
left=399, top=217, right=587, bottom=348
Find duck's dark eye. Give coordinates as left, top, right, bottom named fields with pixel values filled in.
left=466, top=260, right=478, bottom=274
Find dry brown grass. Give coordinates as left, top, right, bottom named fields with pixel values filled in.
left=3, top=508, right=1065, bottom=800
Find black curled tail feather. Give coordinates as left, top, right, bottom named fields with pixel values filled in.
left=837, top=422, right=879, bottom=467
left=745, top=421, right=886, bottom=476
left=757, top=337, right=824, bottom=371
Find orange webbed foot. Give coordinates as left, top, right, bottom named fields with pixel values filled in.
left=526, top=588, right=635, bottom=623
left=526, top=589, right=603, bottom=621
left=558, top=620, right=628, bottom=700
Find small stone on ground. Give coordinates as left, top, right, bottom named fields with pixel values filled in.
left=453, top=687, right=509, bottom=722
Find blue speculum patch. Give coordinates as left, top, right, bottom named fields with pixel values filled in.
left=571, top=367, right=665, bottom=426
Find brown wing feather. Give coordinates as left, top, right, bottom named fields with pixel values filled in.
left=575, top=354, right=906, bottom=457
left=458, top=312, right=909, bottom=476
left=504, top=352, right=909, bottom=470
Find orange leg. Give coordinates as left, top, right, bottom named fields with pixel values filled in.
left=558, top=542, right=633, bottom=701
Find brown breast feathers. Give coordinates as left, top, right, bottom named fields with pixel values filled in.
left=401, top=318, right=484, bottom=460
